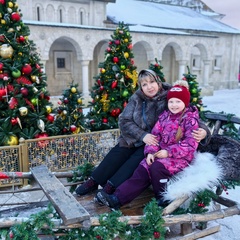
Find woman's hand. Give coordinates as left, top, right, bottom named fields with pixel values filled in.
left=192, top=128, right=206, bottom=142
left=146, top=154, right=155, bottom=165
left=143, top=134, right=158, bottom=146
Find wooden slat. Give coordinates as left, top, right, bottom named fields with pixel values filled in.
left=31, top=165, right=90, bottom=225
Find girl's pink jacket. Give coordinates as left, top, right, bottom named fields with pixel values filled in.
left=141, top=105, right=199, bottom=175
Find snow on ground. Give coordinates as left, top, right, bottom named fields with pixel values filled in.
left=199, top=87, right=240, bottom=240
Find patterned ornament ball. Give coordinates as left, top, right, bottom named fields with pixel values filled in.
left=0, top=44, right=14, bottom=59
left=19, top=106, right=28, bottom=116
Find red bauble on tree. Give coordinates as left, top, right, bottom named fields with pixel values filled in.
left=0, top=88, right=6, bottom=100
left=11, top=118, right=18, bottom=125
left=70, top=125, right=77, bottom=132
left=11, top=12, right=21, bottom=21
left=102, top=117, right=108, bottom=123
left=0, top=62, right=3, bottom=70
left=46, top=114, right=55, bottom=123
left=22, top=64, right=32, bottom=75
left=113, top=57, right=119, bottom=63
left=111, top=80, right=118, bottom=89
left=153, top=231, right=161, bottom=239
left=21, top=87, right=28, bottom=97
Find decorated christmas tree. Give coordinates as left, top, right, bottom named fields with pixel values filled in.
left=54, top=82, right=86, bottom=135
left=182, top=66, right=204, bottom=112
left=0, top=0, right=57, bottom=146
left=149, top=58, right=166, bottom=82
left=87, top=22, right=138, bottom=131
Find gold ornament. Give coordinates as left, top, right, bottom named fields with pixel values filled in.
left=100, top=99, right=110, bottom=112
left=124, top=52, right=129, bottom=58
left=46, top=105, right=52, bottom=114
left=8, top=2, right=14, bottom=8
left=31, top=75, right=36, bottom=82
left=1, top=19, right=6, bottom=25
left=124, top=38, right=129, bottom=43
left=7, top=28, right=14, bottom=33
left=73, top=113, right=78, bottom=120
left=37, top=119, right=45, bottom=132
left=71, top=87, right=77, bottom=93
left=0, top=44, right=14, bottom=59
left=124, top=69, right=138, bottom=89
left=19, top=107, right=28, bottom=116
left=77, top=98, right=82, bottom=104
left=5, top=135, right=19, bottom=146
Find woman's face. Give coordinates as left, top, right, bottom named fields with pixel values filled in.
left=140, top=76, right=160, bottom=98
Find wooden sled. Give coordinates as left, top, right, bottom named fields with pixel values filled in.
left=0, top=112, right=240, bottom=239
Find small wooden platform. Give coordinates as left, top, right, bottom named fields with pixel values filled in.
left=31, top=165, right=90, bottom=225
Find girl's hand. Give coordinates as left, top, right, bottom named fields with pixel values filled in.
left=192, top=128, right=206, bottom=142
left=154, top=150, right=168, bottom=158
left=146, top=154, right=154, bottom=165
left=143, top=134, right=158, bottom=146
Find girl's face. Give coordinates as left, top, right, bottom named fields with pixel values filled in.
left=168, top=98, right=185, bottom=114
left=140, top=77, right=160, bottom=98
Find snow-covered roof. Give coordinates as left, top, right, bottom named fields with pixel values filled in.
left=107, top=0, right=240, bottom=34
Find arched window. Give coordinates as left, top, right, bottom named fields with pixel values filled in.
left=37, top=6, right=40, bottom=21
left=59, top=9, right=62, bottom=23
left=80, top=10, right=83, bottom=25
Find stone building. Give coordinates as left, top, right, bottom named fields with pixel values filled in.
left=17, top=0, right=240, bottom=104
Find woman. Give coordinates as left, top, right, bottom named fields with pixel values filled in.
left=75, top=69, right=210, bottom=196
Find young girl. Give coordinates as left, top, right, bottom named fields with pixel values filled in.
left=95, top=80, right=199, bottom=209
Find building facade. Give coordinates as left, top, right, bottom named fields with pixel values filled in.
left=18, top=0, right=240, bottom=104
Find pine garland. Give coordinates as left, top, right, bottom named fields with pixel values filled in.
left=1, top=200, right=166, bottom=240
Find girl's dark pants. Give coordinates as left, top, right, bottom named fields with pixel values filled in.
left=91, top=143, right=145, bottom=187
left=114, top=161, right=172, bottom=205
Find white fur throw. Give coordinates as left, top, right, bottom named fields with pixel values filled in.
left=162, top=152, right=223, bottom=201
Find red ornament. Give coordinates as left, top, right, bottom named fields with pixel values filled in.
left=153, top=231, right=160, bottom=239
left=111, top=80, right=118, bottom=89
left=63, top=98, right=69, bottom=104
left=182, top=77, right=186, bottom=80
left=115, top=40, right=120, bottom=45
left=11, top=12, right=21, bottom=22
left=106, top=47, right=111, bottom=52
left=99, top=85, right=104, bottom=91
left=22, top=64, right=32, bottom=75
left=46, top=114, right=55, bottom=123
left=70, top=125, right=77, bottom=132
left=115, top=108, right=121, bottom=116
left=9, top=231, right=14, bottom=239
left=155, top=63, right=159, bottom=67
left=127, top=44, right=133, bottom=49
left=21, top=87, right=28, bottom=97
left=35, top=132, right=49, bottom=139
left=123, top=101, right=128, bottom=108
left=0, top=62, right=3, bottom=70
left=113, top=57, right=119, bottom=63
left=11, top=118, right=18, bottom=125
left=63, top=128, right=68, bottom=133
left=110, top=109, right=117, bottom=117
left=0, top=88, right=6, bottom=100
left=97, top=79, right=101, bottom=86
left=16, top=76, right=32, bottom=85
left=102, top=117, right=108, bottom=123
left=18, top=36, right=25, bottom=42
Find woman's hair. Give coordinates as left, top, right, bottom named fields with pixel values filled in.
left=138, top=69, right=162, bottom=88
